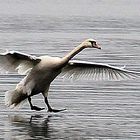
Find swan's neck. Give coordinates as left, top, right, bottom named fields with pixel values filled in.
left=61, top=44, right=85, bottom=65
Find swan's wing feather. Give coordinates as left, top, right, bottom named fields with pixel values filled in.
left=61, top=60, right=139, bottom=81
left=0, top=50, right=41, bottom=75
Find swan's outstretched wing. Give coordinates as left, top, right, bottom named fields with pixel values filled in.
left=61, top=60, right=139, bottom=81
left=0, top=50, right=41, bottom=75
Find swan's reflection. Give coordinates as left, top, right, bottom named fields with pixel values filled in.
left=8, top=114, right=52, bottom=139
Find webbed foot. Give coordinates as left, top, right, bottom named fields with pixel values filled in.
left=31, top=106, right=45, bottom=111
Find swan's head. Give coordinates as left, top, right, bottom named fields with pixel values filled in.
left=82, top=38, right=101, bottom=49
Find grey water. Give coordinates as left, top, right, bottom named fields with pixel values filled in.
left=0, top=0, right=140, bottom=139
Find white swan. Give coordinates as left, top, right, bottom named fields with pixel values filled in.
left=0, top=39, right=139, bottom=112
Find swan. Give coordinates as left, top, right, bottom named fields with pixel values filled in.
left=0, top=39, right=139, bottom=112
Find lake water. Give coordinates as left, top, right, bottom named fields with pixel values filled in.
left=0, top=0, right=140, bottom=139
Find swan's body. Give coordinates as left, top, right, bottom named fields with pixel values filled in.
left=21, top=55, right=62, bottom=97
left=0, top=39, right=139, bottom=112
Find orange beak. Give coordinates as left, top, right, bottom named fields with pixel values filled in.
left=95, top=43, right=101, bottom=49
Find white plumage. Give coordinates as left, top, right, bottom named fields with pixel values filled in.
left=0, top=39, right=139, bottom=112
left=61, top=60, right=139, bottom=81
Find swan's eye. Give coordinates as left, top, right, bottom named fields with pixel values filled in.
left=89, top=41, right=96, bottom=46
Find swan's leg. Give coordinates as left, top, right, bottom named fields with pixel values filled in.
left=28, top=96, right=45, bottom=111
left=44, top=97, right=66, bottom=112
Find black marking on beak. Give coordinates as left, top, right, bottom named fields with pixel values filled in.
left=89, top=41, right=96, bottom=47
left=89, top=40, right=101, bottom=49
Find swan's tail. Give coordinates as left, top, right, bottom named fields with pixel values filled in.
left=5, top=89, right=28, bottom=109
